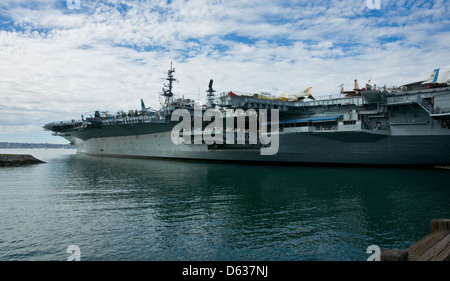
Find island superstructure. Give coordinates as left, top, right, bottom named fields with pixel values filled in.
left=44, top=65, right=450, bottom=165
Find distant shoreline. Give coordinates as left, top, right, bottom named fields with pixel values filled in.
left=0, top=142, right=74, bottom=149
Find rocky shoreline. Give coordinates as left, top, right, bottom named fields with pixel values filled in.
left=0, top=154, right=45, bottom=167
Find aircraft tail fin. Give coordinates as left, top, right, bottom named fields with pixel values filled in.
left=141, top=99, right=146, bottom=112
left=437, top=70, right=450, bottom=84
left=304, top=87, right=315, bottom=100
left=422, top=69, right=440, bottom=84
left=304, top=87, right=312, bottom=96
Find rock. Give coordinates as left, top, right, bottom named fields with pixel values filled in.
left=0, top=154, right=45, bottom=167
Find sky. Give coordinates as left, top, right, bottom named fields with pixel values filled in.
left=0, top=0, right=449, bottom=144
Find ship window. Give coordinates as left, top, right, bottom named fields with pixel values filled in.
left=343, top=120, right=357, bottom=125
left=291, top=122, right=308, bottom=127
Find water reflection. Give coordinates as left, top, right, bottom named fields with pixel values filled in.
left=1, top=149, right=449, bottom=260
left=48, top=154, right=450, bottom=259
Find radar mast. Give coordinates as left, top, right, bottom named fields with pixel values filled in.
left=161, top=62, right=177, bottom=116
left=206, top=79, right=216, bottom=107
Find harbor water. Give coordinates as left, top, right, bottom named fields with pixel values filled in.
left=0, top=149, right=449, bottom=261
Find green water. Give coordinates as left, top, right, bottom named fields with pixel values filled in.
left=0, top=149, right=449, bottom=261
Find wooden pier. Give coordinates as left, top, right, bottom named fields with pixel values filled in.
left=381, top=219, right=450, bottom=261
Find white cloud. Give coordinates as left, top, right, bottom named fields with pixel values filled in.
left=0, top=0, right=449, bottom=142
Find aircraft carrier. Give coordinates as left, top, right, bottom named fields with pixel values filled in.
left=44, top=65, right=450, bottom=166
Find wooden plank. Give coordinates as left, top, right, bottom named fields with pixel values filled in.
left=406, top=230, right=449, bottom=261
left=380, top=249, right=408, bottom=261
left=415, top=233, right=450, bottom=261
left=431, top=219, right=450, bottom=232
left=382, top=220, right=450, bottom=261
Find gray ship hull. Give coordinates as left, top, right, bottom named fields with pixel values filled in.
left=64, top=129, right=450, bottom=166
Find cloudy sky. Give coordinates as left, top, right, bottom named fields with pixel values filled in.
left=1, top=0, right=449, bottom=144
